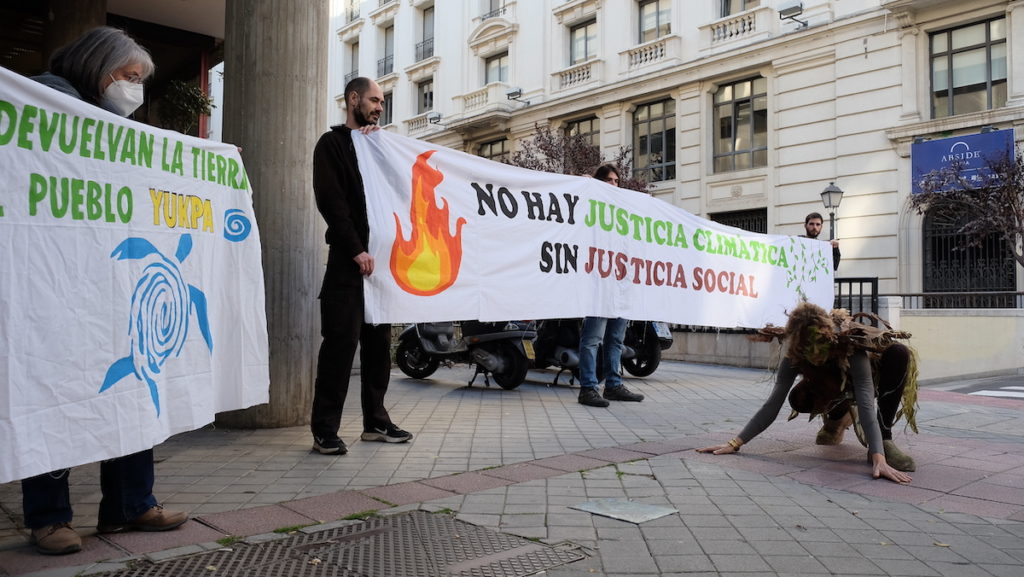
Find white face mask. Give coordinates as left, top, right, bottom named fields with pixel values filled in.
left=101, top=77, right=145, bottom=117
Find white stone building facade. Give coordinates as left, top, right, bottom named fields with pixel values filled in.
left=327, top=1, right=1024, bottom=378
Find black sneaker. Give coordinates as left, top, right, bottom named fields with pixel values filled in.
left=361, top=424, right=413, bottom=443
left=578, top=387, right=610, bottom=407
left=312, top=436, right=347, bottom=455
left=604, top=385, right=644, bottom=402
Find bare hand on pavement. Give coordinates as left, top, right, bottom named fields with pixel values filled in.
left=696, top=444, right=738, bottom=455
left=871, top=453, right=912, bottom=484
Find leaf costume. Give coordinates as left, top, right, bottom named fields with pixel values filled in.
left=738, top=302, right=919, bottom=464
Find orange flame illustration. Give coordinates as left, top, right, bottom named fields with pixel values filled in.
left=390, top=150, right=467, bottom=296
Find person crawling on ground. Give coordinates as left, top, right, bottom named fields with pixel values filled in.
left=698, top=302, right=919, bottom=484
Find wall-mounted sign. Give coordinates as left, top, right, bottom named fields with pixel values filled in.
left=910, top=129, right=1016, bottom=193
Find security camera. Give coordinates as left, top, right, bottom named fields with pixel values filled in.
left=426, top=111, right=442, bottom=124
left=506, top=88, right=523, bottom=100
left=778, top=0, right=803, bottom=19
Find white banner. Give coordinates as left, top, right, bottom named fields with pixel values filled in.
left=0, top=66, right=269, bottom=483
left=356, top=131, right=834, bottom=326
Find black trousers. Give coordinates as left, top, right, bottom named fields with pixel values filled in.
left=310, top=286, right=392, bottom=438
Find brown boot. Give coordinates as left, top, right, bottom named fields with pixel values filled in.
left=883, top=440, right=916, bottom=472
left=815, top=413, right=852, bottom=445
left=97, top=506, right=188, bottom=534
left=31, top=523, right=82, bottom=555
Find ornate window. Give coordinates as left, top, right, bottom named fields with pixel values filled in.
left=344, top=42, right=360, bottom=85
left=720, top=0, right=760, bottom=18
left=930, top=17, right=1006, bottom=119
left=479, top=139, right=509, bottom=163
left=485, top=52, right=508, bottom=84
left=570, top=19, right=597, bottom=65
left=709, top=208, right=766, bottom=234
left=632, top=98, right=675, bottom=182
left=713, top=76, right=767, bottom=173
left=922, top=208, right=1016, bottom=307
left=418, top=78, right=434, bottom=113
left=378, top=26, right=394, bottom=77
left=483, top=0, right=505, bottom=20
left=416, top=6, right=435, bottom=61
left=380, top=92, right=393, bottom=126
left=638, top=0, right=670, bottom=43
left=565, top=116, right=600, bottom=147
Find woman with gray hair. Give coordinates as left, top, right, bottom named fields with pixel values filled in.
left=34, top=26, right=154, bottom=117
left=21, top=26, right=186, bottom=557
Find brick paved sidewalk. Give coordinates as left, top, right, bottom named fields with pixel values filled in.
left=2, top=361, right=1023, bottom=576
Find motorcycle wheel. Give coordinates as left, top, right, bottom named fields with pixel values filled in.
left=622, top=341, right=661, bottom=377
left=490, top=341, right=529, bottom=390
left=395, top=338, right=440, bottom=379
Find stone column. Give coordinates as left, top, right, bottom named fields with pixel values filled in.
left=1006, top=2, right=1024, bottom=107
left=216, top=0, right=328, bottom=428
left=44, top=0, right=107, bottom=62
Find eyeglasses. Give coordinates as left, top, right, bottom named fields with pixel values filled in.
left=111, top=72, right=145, bottom=85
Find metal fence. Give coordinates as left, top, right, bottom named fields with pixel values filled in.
left=416, top=38, right=434, bottom=61
left=892, top=291, right=1024, bottom=309
left=377, top=55, right=394, bottom=77
left=834, top=277, right=878, bottom=317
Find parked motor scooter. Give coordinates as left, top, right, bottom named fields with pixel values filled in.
left=621, top=321, right=673, bottom=377
left=533, top=318, right=672, bottom=384
left=394, top=320, right=537, bottom=389
left=532, top=318, right=584, bottom=385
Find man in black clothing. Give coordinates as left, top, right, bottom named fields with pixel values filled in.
left=310, top=77, right=412, bottom=455
left=803, top=212, right=841, bottom=271
left=801, top=211, right=845, bottom=443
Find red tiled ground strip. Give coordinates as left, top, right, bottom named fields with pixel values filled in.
left=197, top=505, right=317, bottom=536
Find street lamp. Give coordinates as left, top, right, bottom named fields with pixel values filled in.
left=820, top=182, right=844, bottom=240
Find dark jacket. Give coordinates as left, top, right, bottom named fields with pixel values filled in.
left=32, top=72, right=83, bottom=100
left=313, top=125, right=370, bottom=291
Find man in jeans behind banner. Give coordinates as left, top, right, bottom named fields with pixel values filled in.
left=577, top=164, right=645, bottom=408
left=310, top=77, right=413, bottom=454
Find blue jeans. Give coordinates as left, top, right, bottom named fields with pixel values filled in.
left=579, top=317, right=627, bottom=390
left=21, top=449, right=158, bottom=529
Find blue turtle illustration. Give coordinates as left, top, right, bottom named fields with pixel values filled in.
left=100, top=233, right=213, bottom=415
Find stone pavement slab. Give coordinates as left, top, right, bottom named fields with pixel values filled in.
left=2, top=361, right=1024, bottom=577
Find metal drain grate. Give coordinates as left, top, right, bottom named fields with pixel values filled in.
left=100, top=511, right=584, bottom=577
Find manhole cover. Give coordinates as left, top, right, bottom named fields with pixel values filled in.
left=100, top=511, right=584, bottom=577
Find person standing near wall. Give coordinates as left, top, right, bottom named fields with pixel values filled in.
left=309, top=77, right=413, bottom=454
left=22, top=26, right=188, bottom=556
left=577, top=164, right=646, bottom=408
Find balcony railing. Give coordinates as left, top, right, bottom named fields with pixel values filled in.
left=481, top=5, right=506, bottom=20
left=455, top=83, right=515, bottom=116
left=344, top=70, right=359, bottom=85
left=406, top=114, right=429, bottom=133
left=377, top=55, right=393, bottom=77
left=621, top=35, right=681, bottom=71
left=346, top=7, right=360, bottom=23
left=554, top=59, right=602, bottom=91
left=700, top=7, right=774, bottom=51
left=626, top=39, right=664, bottom=68
left=415, top=38, right=434, bottom=61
